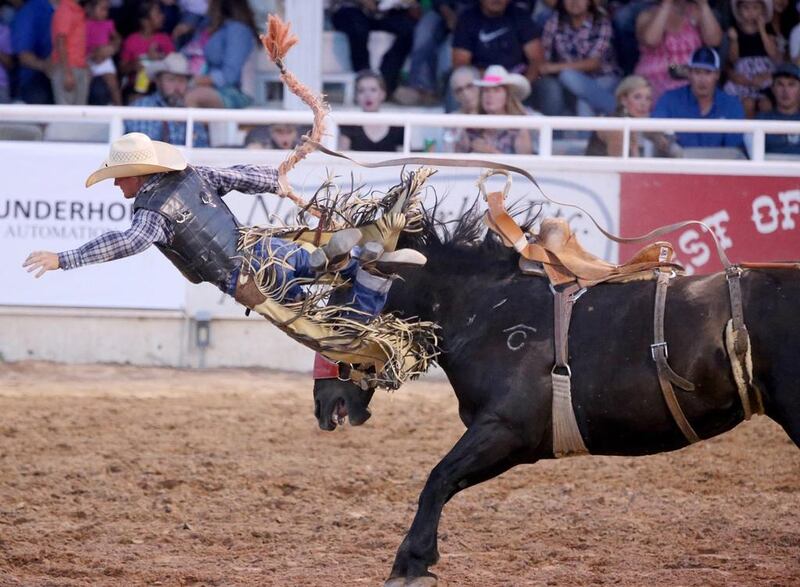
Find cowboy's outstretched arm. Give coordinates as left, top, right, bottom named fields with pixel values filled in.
left=22, top=210, right=171, bottom=278
left=194, top=165, right=287, bottom=197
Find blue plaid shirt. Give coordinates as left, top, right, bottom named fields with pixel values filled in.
left=58, top=165, right=280, bottom=276
left=124, top=92, right=211, bottom=148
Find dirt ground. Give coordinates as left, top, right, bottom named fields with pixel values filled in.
left=0, top=362, right=798, bottom=587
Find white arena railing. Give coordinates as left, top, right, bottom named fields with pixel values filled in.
left=1, top=104, right=799, bottom=176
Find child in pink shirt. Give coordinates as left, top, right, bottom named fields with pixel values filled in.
left=85, top=0, right=122, bottom=105
left=121, top=1, right=175, bottom=96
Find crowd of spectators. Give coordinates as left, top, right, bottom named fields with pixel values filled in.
left=0, top=0, right=798, bottom=156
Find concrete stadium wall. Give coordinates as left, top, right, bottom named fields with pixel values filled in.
left=0, top=307, right=314, bottom=370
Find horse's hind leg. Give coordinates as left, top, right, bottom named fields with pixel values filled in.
left=768, top=393, right=800, bottom=449
left=385, top=416, right=528, bottom=586
left=762, top=350, right=800, bottom=449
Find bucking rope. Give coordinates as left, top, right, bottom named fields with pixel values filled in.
left=260, top=15, right=329, bottom=219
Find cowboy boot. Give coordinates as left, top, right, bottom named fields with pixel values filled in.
left=309, top=228, right=362, bottom=272
left=357, top=212, right=407, bottom=253
left=358, top=242, right=427, bottom=276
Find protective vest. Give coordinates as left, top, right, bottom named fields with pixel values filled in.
left=133, top=167, right=241, bottom=288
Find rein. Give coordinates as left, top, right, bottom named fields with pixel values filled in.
left=304, top=140, right=737, bottom=269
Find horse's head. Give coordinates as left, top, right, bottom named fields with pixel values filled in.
left=312, top=203, right=522, bottom=431
left=313, top=377, right=376, bottom=431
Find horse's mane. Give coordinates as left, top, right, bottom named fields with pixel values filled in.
left=308, top=169, right=540, bottom=274
left=400, top=196, right=541, bottom=274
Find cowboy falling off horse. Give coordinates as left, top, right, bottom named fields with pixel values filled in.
left=22, top=16, right=436, bottom=389
left=21, top=131, right=425, bottom=329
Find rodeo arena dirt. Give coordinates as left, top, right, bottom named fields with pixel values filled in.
left=0, top=363, right=797, bottom=586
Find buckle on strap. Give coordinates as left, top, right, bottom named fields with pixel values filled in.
left=175, top=210, right=192, bottom=224
left=336, top=362, right=352, bottom=382
left=655, top=268, right=677, bottom=280
left=548, top=283, right=587, bottom=302
left=200, top=192, right=217, bottom=207
left=725, top=265, right=743, bottom=280
left=551, top=363, right=572, bottom=377
left=651, top=341, right=668, bottom=360
left=477, top=168, right=512, bottom=200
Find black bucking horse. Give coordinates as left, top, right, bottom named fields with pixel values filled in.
left=312, top=207, right=800, bottom=586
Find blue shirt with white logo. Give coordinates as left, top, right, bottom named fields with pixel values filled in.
left=652, top=85, right=745, bottom=149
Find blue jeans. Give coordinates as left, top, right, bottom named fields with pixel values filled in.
left=532, top=70, right=618, bottom=116
left=18, top=70, right=54, bottom=104
left=612, top=1, right=655, bottom=75
left=331, top=7, right=416, bottom=95
left=406, top=11, right=449, bottom=93
left=229, top=237, right=389, bottom=322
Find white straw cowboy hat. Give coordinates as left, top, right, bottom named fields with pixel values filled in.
left=473, top=65, right=531, bottom=101
left=146, top=52, right=192, bottom=78
left=85, top=132, right=187, bottom=187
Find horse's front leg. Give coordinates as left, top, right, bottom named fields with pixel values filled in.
left=385, top=415, right=527, bottom=586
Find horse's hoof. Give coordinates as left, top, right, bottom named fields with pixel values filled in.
left=407, top=577, right=438, bottom=587
left=384, top=573, right=438, bottom=587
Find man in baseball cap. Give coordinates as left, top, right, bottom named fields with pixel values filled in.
left=756, top=63, right=800, bottom=155
left=652, top=47, right=745, bottom=150
left=124, top=53, right=210, bottom=148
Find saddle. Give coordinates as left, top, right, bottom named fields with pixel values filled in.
left=484, top=192, right=681, bottom=286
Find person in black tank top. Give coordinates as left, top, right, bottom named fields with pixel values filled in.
left=339, top=71, right=405, bottom=152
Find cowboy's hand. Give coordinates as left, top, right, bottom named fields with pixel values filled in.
left=23, top=251, right=60, bottom=278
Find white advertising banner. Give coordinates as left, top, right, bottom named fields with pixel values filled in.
left=0, top=143, right=185, bottom=309
left=0, top=145, right=619, bottom=313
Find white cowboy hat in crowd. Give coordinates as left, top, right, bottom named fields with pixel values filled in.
left=473, top=64, right=531, bottom=101
left=731, top=0, right=773, bottom=24
left=146, top=52, right=192, bottom=78
left=85, top=132, right=187, bottom=187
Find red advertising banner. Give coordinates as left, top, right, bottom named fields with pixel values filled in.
left=620, top=174, right=800, bottom=274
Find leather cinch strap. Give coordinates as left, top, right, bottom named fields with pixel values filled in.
left=551, top=283, right=589, bottom=458
left=651, top=271, right=700, bottom=443
left=724, top=267, right=765, bottom=418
